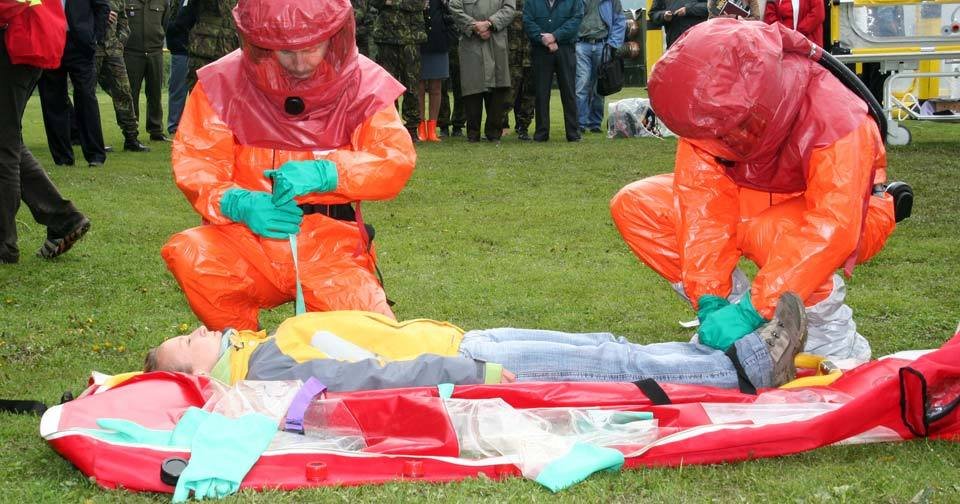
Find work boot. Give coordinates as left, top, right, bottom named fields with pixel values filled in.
left=451, top=127, right=463, bottom=137
left=425, top=119, right=441, bottom=142
left=757, top=292, right=808, bottom=387
left=438, top=126, right=450, bottom=138
left=124, top=139, right=151, bottom=152
left=37, top=216, right=91, bottom=259
left=417, top=120, right=427, bottom=141
left=407, top=128, right=420, bottom=144
left=516, top=129, right=531, bottom=141
left=150, top=133, right=171, bottom=142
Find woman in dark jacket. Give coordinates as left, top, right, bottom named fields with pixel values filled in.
left=418, top=0, right=453, bottom=142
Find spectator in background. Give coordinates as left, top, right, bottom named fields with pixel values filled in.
left=707, top=0, right=760, bottom=19
left=124, top=0, right=170, bottom=142
left=437, top=45, right=466, bottom=137
left=523, top=0, right=583, bottom=142
left=352, top=0, right=372, bottom=56
left=95, top=0, right=150, bottom=152
left=166, top=0, right=195, bottom=136
left=185, top=0, right=239, bottom=90
left=371, top=0, right=427, bottom=143
left=417, top=0, right=453, bottom=142
left=2, top=0, right=92, bottom=264
left=763, top=0, right=824, bottom=46
left=38, top=0, right=110, bottom=167
left=648, top=0, right=707, bottom=47
left=449, top=0, right=515, bottom=143
left=503, top=0, right=535, bottom=141
left=575, top=0, right=625, bottom=134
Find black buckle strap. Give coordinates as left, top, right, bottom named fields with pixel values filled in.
left=633, top=378, right=672, bottom=405
left=0, top=399, right=48, bottom=415
left=724, top=345, right=758, bottom=395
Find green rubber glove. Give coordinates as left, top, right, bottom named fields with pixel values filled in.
left=220, top=188, right=303, bottom=239
left=172, top=412, right=278, bottom=502
left=264, top=159, right=339, bottom=206
left=94, top=419, right=175, bottom=446
left=696, top=294, right=730, bottom=323
left=93, top=408, right=211, bottom=447
left=697, top=293, right=767, bottom=351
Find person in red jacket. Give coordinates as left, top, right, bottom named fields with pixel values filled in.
left=161, top=0, right=415, bottom=330
left=764, top=0, right=824, bottom=46
left=610, top=20, right=897, bottom=363
left=1, top=0, right=91, bottom=265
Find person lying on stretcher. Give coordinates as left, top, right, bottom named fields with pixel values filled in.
left=144, top=293, right=808, bottom=392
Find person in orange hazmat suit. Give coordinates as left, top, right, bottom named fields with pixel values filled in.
left=161, top=0, right=415, bottom=331
left=609, top=19, right=900, bottom=363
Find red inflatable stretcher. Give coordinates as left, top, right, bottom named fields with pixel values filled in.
left=41, top=330, right=960, bottom=494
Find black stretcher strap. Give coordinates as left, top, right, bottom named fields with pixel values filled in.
left=724, top=345, right=758, bottom=395
left=0, top=399, right=47, bottom=415
left=633, top=378, right=672, bottom=405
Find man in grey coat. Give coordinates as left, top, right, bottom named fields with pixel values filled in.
left=449, top=0, right=515, bottom=142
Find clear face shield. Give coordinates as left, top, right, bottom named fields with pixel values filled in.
left=239, top=22, right=356, bottom=116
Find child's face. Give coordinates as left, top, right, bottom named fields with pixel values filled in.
left=156, top=326, right=225, bottom=374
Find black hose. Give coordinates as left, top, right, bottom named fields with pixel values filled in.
left=816, top=51, right=888, bottom=143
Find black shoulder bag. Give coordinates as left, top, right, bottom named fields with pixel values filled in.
left=597, top=44, right=624, bottom=96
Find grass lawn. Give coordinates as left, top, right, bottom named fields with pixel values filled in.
left=1, top=86, right=959, bottom=503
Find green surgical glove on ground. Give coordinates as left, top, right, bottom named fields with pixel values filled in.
left=697, top=293, right=767, bottom=351
left=220, top=188, right=303, bottom=239
left=172, top=411, right=278, bottom=502
left=264, top=160, right=339, bottom=206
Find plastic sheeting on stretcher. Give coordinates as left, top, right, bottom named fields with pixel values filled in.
left=40, top=330, right=960, bottom=494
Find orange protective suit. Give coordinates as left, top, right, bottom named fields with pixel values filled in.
left=161, top=0, right=415, bottom=330
left=162, top=85, right=415, bottom=330
left=610, top=20, right=896, bottom=359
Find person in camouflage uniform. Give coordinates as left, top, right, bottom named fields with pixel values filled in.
left=437, top=42, right=465, bottom=137
left=370, top=0, right=426, bottom=142
left=353, top=0, right=372, bottom=56
left=96, top=0, right=149, bottom=151
left=504, top=0, right=534, bottom=139
left=124, top=0, right=169, bottom=141
left=185, top=0, right=240, bottom=90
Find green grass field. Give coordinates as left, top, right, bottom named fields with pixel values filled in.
left=1, top=86, right=959, bottom=502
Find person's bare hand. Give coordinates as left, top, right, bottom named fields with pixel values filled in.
left=108, top=10, right=118, bottom=24
left=675, top=6, right=686, bottom=16
left=501, top=369, right=517, bottom=383
left=479, top=30, right=492, bottom=40
left=663, top=10, right=673, bottom=21
left=548, top=42, right=559, bottom=52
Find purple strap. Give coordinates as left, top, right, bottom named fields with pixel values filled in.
left=284, top=377, right=327, bottom=434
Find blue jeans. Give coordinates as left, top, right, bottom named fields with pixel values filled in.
left=575, top=41, right=605, bottom=131
left=167, top=53, right=189, bottom=135
left=458, top=328, right=775, bottom=389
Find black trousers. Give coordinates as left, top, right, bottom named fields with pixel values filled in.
left=531, top=44, right=579, bottom=141
left=0, top=37, right=83, bottom=262
left=463, top=87, right=509, bottom=141
left=37, top=48, right=106, bottom=165
left=124, top=50, right=165, bottom=136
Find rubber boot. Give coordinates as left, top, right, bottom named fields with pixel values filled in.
left=417, top=120, right=428, bottom=142
left=425, top=119, right=441, bottom=142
